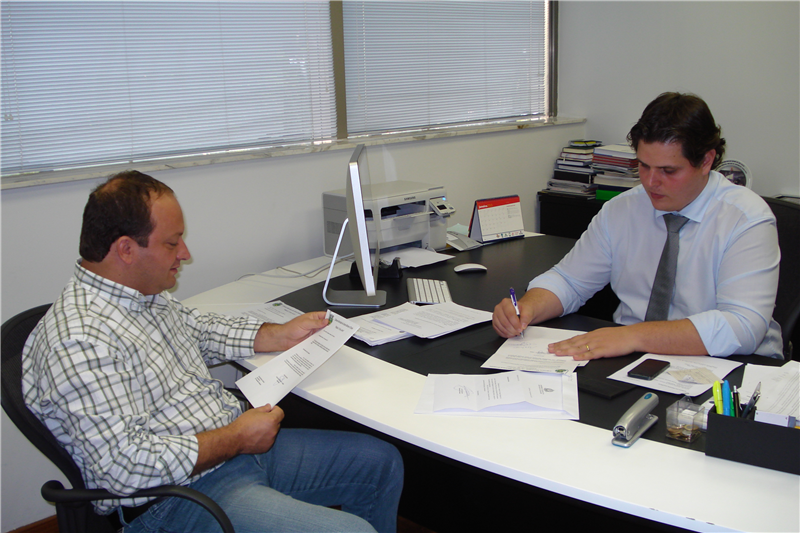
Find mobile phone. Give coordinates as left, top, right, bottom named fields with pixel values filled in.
left=627, top=359, right=670, bottom=381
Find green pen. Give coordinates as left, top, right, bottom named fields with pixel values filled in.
left=712, top=381, right=723, bottom=414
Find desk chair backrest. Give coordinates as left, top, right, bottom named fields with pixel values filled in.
left=2, top=304, right=236, bottom=533
left=0, top=304, right=115, bottom=531
left=763, top=196, right=800, bottom=360
left=0, top=304, right=88, bottom=488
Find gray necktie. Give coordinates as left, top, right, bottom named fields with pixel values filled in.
left=645, top=214, right=689, bottom=322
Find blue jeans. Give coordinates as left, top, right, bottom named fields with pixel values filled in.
left=122, top=429, right=404, bottom=533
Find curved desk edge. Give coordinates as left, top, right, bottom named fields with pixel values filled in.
left=290, top=345, right=799, bottom=533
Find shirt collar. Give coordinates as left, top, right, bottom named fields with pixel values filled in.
left=74, top=259, right=165, bottom=312
left=654, top=170, right=722, bottom=223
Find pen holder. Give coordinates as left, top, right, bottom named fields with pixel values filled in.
left=665, top=396, right=703, bottom=443
left=705, top=412, right=800, bottom=475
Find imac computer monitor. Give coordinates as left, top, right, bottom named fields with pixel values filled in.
left=322, top=144, right=387, bottom=307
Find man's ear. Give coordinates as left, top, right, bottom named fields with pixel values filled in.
left=701, top=149, right=716, bottom=174
left=113, top=236, right=137, bottom=265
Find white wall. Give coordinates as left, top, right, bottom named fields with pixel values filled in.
left=2, top=1, right=799, bottom=530
left=558, top=1, right=800, bottom=198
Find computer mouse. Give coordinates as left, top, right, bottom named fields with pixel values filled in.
left=454, top=263, right=488, bottom=273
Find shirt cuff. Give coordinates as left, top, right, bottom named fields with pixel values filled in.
left=528, top=271, right=580, bottom=316
left=224, top=318, right=262, bottom=359
left=687, top=311, right=742, bottom=356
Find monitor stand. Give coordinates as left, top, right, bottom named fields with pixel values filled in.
left=322, top=218, right=387, bottom=307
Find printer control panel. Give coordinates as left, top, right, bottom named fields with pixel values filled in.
left=430, top=196, right=456, bottom=217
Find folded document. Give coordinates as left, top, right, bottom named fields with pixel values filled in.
left=415, top=370, right=579, bottom=420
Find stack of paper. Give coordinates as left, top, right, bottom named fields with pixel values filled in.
left=375, top=301, right=493, bottom=339
left=350, top=303, right=416, bottom=346
left=741, top=360, right=799, bottom=425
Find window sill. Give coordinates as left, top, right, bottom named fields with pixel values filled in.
left=1, top=116, right=585, bottom=190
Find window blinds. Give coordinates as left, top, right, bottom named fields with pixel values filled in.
left=342, top=1, right=548, bottom=135
left=1, top=1, right=336, bottom=175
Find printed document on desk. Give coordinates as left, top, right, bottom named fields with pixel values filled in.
left=740, top=360, right=799, bottom=419
left=376, top=301, right=492, bottom=339
left=386, top=247, right=453, bottom=268
left=350, top=303, right=416, bottom=346
left=235, top=300, right=304, bottom=323
left=609, top=354, right=742, bottom=396
left=415, top=371, right=579, bottom=419
left=236, top=311, right=359, bottom=407
left=482, top=326, right=590, bottom=374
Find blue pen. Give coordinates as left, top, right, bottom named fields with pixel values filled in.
left=722, top=380, right=731, bottom=416
left=510, top=288, right=523, bottom=338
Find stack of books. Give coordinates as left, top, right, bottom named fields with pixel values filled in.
left=590, top=144, right=640, bottom=200
left=546, top=140, right=601, bottom=197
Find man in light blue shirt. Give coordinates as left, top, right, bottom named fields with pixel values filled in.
left=493, top=92, right=783, bottom=360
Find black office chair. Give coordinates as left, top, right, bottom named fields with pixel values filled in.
left=763, top=196, right=800, bottom=360
left=1, top=304, right=235, bottom=533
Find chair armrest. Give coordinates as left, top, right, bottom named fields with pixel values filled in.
left=41, top=480, right=234, bottom=533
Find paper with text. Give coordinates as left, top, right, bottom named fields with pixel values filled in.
left=741, top=360, right=799, bottom=418
left=236, top=311, right=359, bottom=407
left=376, top=301, right=492, bottom=339
left=482, top=327, right=590, bottom=373
left=235, top=300, right=304, bottom=324
left=609, top=354, right=742, bottom=396
left=351, top=303, right=416, bottom=346
left=415, top=371, right=579, bottom=419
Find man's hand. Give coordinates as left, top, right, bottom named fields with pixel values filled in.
left=547, top=326, right=639, bottom=360
left=254, top=311, right=330, bottom=353
left=492, top=288, right=563, bottom=338
left=548, top=319, right=708, bottom=360
left=228, top=404, right=284, bottom=455
left=193, top=404, right=284, bottom=475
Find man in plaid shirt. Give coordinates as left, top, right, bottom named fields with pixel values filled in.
left=23, top=170, right=403, bottom=533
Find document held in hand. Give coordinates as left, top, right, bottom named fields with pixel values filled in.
left=236, top=311, right=359, bottom=407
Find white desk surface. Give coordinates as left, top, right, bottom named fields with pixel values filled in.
left=184, top=256, right=800, bottom=533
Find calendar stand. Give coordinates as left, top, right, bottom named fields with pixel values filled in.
left=468, top=195, right=525, bottom=243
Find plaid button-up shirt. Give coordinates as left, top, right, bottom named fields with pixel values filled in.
left=23, top=261, right=261, bottom=514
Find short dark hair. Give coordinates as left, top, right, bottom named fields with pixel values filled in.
left=627, top=92, right=726, bottom=169
left=79, top=170, right=174, bottom=262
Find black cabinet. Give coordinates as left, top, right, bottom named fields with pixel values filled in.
left=537, top=190, right=604, bottom=239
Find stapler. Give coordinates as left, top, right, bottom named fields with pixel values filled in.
left=612, top=392, right=659, bottom=448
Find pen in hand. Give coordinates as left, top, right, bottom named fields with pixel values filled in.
left=510, top=287, right=523, bottom=338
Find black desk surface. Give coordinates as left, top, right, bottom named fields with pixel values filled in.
left=278, top=236, right=784, bottom=452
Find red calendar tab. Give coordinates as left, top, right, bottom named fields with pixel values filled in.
left=476, top=195, right=521, bottom=210
left=469, top=195, right=525, bottom=243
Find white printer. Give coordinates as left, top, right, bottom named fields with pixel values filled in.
left=323, top=180, right=455, bottom=257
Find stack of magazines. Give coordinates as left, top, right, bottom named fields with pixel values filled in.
left=591, top=143, right=641, bottom=200
left=546, top=140, right=601, bottom=197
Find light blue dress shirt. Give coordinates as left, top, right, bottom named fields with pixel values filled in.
left=530, top=171, right=783, bottom=358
